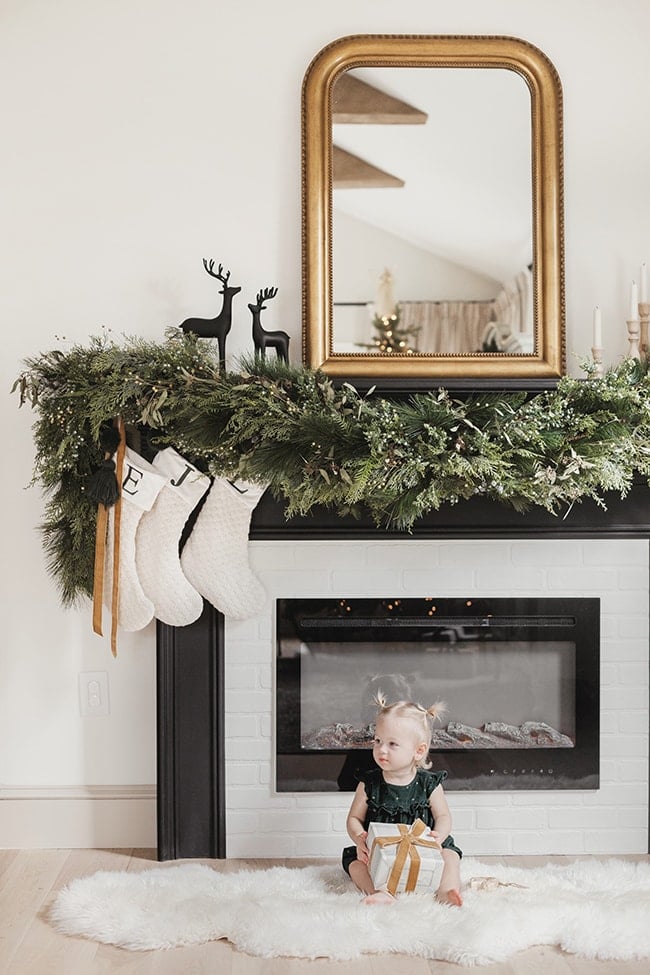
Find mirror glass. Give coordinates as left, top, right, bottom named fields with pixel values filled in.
left=332, top=67, right=532, bottom=356
left=302, top=36, right=565, bottom=381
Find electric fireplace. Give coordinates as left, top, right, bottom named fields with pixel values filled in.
left=276, top=596, right=600, bottom=792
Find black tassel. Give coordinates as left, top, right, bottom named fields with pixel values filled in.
left=86, top=458, right=120, bottom=506
left=99, top=424, right=122, bottom=454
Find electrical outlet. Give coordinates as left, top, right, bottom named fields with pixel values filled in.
left=78, top=671, right=110, bottom=716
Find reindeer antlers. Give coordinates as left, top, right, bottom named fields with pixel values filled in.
left=255, top=286, right=278, bottom=306
left=202, top=258, right=230, bottom=285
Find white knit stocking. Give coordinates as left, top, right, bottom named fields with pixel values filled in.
left=103, top=448, right=166, bottom=632
left=180, top=478, right=267, bottom=619
left=135, top=448, right=210, bottom=627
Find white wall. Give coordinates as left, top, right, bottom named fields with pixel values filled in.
left=2, top=0, right=650, bottom=848
left=333, top=211, right=500, bottom=303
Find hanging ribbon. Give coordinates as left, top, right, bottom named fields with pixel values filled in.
left=91, top=417, right=126, bottom=656
left=369, top=818, right=442, bottom=895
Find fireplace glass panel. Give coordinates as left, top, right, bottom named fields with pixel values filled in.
left=276, top=598, right=599, bottom=792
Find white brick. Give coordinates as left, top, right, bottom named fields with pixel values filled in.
left=600, top=686, right=648, bottom=711
left=599, top=759, right=620, bottom=781
left=607, top=639, right=650, bottom=661
left=599, top=711, right=619, bottom=734
left=476, top=807, right=545, bottom=831
left=548, top=806, right=622, bottom=829
left=292, top=544, right=366, bottom=569
left=226, top=811, right=259, bottom=834
left=476, top=568, right=545, bottom=591
left=619, top=711, right=649, bottom=734
left=260, top=811, right=331, bottom=833
left=619, top=662, right=649, bottom=685
left=295, top=833, right=342, bottom=857
left=370, top=543, right=440, bottom=568
left=293, top=794, right=348, bottom=810
left=584, top=782, right=648, bottom=806
left=512, top=831, right=585, bottom=855
left=511, top=540, right=583, bottom=566
left=600, top=663, right=618, bottom=686
left=618, top=759, right=649, bottom=782
left=227, top=787, right=293, bottom=810
left=226, top=690, right=271, bottom=714
left=250, top=545, right=297, bottom=570
left=512, top=791, right=591, bottom=806
left=224, top=640, right=271, bottom=664
left=603, top=591, right=648, bottom=617
left=439, top=542, right=511, bottom=567
left=600, top=734, right=647, bottom=760
left=618, top=568, right=649, bottom=590
left=258, top=665, right=272, bottom=689
left=460, top=834, right=512, bottom=856
left=402, top=568, right=475, bottom=591
left=582, top=830, right=647, bottom=853
left=227, top=834, right=296, bottom=858
left=227, top=616, right=271, bottom=641
left=447, top=807, right=475, bottom=831
left=617, top=807, right=648, bottom=828
left=226, top=714, right=260, bottom=738
left=617, top=617, right=650, bottom=639
left=331, top=569, right=400, bottom=593
left=226, top=764, right=259, bottom=786
left=226, top=738, right=271, bottom=761
left=225, top=713, right=260, bottom=741
left=583, top=540, right=648, bottom=565
left=548, top=567, right=617, bottom=591
left=599, top=616, right=617, bottom=639
left=265, top=569, right=332, bottom=594
left=225, top=665, right=258, bottom=689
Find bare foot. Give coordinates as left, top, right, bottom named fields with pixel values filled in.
left=363, top=889, right=396, bottom=905
left=437, top=888, right=463, bottom=907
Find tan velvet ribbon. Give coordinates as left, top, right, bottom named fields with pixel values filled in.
left=369, top=818, right=442, bottom=896
left=91, top=418, right=126, bottom=657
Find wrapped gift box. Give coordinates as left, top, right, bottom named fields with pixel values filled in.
left=367, top=819, right=443, bottom=895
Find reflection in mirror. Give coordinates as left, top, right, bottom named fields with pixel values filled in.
left=301, top=35, right=565, bottom=381
left=332, top=67, right=533, bottom=357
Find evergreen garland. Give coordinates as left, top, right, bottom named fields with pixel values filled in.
left=13, top=328, right=650, bottom=607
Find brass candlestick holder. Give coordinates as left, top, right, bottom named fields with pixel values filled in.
left=627, top=317, right=641, bottom=360
left=639, top=302, right=649, bottom=355
left=590, top=346, right=604, bottom=378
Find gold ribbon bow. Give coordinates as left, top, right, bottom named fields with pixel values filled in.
left=92, top=417, right=126, bottom=657
left=370, top=818, right=442, bottom=896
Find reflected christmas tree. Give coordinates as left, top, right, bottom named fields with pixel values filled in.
left=357, top=268, right=421, bottom=353
left=363, top=308, right=421, bottom=354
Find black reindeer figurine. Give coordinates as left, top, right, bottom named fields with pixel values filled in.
left=180, top=259, right=241, bottom=368
left=249, top=286, right=290, bottom=362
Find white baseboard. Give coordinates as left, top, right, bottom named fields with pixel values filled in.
left=0, top=785, right=157, bottom=849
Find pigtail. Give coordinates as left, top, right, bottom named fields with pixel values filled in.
left=426, top=700, right=448, bottom=724
left=373, top=691, right=390, bottom=711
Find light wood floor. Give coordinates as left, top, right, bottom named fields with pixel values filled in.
left=1, top=849, right=649, bottom=974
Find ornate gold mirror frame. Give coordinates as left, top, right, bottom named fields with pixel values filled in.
left=301, top=35, right=565, bottom=381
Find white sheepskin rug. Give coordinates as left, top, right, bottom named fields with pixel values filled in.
left=50, top=857, right=650, bottom=965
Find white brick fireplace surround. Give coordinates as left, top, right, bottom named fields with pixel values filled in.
left=224, top=538, right=649, bottom=859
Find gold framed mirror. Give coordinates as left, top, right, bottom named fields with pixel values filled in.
left=301, top=35, right=565, bottom=381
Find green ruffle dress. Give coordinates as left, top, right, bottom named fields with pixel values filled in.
left=342, top=767, right=462, bottom=875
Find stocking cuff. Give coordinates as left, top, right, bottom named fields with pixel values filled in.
left=152, top=447, right=211, bottom=508
left=119, top=448, right=166, bottom=511
left=224, top=478, right=268, bottom=510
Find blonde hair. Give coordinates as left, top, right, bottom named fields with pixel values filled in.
left=373, top=693, right=447, bottom=769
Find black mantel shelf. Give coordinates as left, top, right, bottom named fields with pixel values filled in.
left=250, top=481, right=650, bottom=540
left=157, top=484, right=650, bottom=861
